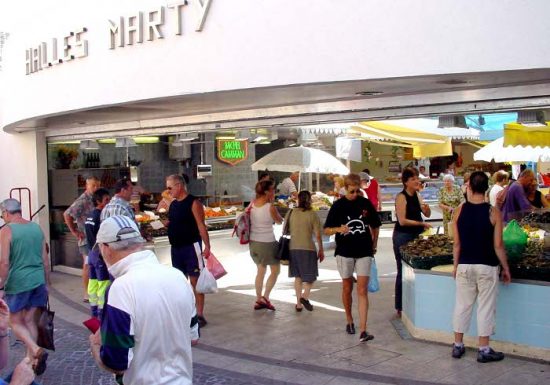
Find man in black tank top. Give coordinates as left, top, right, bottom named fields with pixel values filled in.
left=451, top=172, right=511, bottom=363
left=166, top=174, right=212, bottom=328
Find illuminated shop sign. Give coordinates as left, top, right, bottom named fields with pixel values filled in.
left=217, top=139, right=248, bottom=166
left=24, top=0, right=212, bottom=74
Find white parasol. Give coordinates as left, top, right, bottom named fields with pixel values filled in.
left=473, top=137, right=550, bottom=163
left=251, top=146, right=350, bottom=174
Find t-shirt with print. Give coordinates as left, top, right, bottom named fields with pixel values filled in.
left=324, top=196, right=381, bottom=258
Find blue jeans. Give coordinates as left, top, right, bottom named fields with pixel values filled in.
left=392, top=231, right=420, bottom=311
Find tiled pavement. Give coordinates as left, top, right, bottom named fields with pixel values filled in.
left=2, top=228, right=548, bottom=385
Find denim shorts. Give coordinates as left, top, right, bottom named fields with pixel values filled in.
left=5, top=284, right=48, bottom=313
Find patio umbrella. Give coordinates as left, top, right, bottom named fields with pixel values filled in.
left=251, top=146, right=349, bottom=174
left=473, top=137, right=550, bottom=162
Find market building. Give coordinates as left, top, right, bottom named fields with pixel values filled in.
left=1, top=0, right=550, bottom=361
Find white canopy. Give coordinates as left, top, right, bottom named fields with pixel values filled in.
left=474, top=137, right=550, bottom=162
left=251, top=146, right=349, bottom=174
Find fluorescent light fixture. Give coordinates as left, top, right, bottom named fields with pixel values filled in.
left=250, top=135, right=268, bottom=143
left=177, top=133, right=199, bottom=142
left=79, top=139, right=100, bottom=150
left=115, top=138, right=137, bottom=148
left=235, top=129, right=250, bottom=140
left=216, top=135, right=236, bottom=140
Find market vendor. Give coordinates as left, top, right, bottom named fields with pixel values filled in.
left=278, top=171, right=299, bottom=198
left=392, top=167, right=431, bottom=318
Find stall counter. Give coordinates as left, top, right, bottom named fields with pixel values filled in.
left=401, top=262, right=550, bottom=362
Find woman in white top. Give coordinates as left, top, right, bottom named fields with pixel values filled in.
left=489, top=170, right=509, bottom=206
left=249, top=180, right=283, bottom=310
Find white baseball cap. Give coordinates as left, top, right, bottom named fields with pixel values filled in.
left=0, top=199, right=22, bottom=213
left=95, top=215, right=144, bottom=246
left=358, top=172, right=370, bottom=182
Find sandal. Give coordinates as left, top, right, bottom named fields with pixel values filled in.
left=295, top=305, right=303, bottom=312
left=300, top=298, right=313, bottom=311
left=254, top=300, right=266, bottom=310
left=33, top=347, right=49, bottom=375
left=262, top=297, right=276, bottom=311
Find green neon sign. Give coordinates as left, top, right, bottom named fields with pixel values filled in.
left=216, top=139, right=248, bottom=166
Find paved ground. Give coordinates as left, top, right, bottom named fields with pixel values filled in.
left=2, top=225, right=548, bottom=384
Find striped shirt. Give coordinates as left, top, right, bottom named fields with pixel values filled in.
left=100, top=196, right=135, bottom=223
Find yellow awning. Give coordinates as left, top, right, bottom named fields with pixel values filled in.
left=350, top=122, right=453, bottom=158
left=504, top=123, right=550, bottom=147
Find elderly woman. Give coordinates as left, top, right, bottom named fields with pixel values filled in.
left=438, top=174, right=464, bottom=234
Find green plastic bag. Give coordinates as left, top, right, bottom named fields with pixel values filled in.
left=503, top=220, right=528, bottom=262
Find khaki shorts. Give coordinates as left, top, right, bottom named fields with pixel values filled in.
left=336, top=255, right=373, bottom=279
left=249, top=241, right=280, bottom=266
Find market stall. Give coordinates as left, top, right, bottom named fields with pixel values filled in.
left=400, top=211, right=550, bottom=361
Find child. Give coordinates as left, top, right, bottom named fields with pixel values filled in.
left=84, top=188, right=111, bottom=319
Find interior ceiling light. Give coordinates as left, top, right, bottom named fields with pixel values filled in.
left=355, top=91, right=383, bottom=96
left=177, top=133, right=199, bottom=142
left=115, top=137, right=137, bottom=148
left=250, top=135, right=269, bottom=143
left=79, top=139, right=100, bottom=150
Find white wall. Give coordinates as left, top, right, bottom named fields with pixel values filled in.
left=2, top=0, right=550, bottom=129
left=0, top=130, right=50, bottom=240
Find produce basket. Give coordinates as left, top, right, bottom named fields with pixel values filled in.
left=401, top=251, right=453, bottom=270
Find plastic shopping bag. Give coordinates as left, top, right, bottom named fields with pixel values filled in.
left=206, top=253, right=227, bottom=280
left=196, top=267, right=218, bottom=294
left=368, top=259, right=380, bottom=293
left=503, top=219, right=528, bottom=262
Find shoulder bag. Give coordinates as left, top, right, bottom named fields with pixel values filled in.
left=276, top=209, right=293, bottom=261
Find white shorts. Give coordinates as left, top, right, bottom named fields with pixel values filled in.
left=453, top=264, right=499, bottom=337
left=336, top=256, right=373, bottom=279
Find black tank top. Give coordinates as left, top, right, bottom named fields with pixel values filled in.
left=168, top=194, right=201, bottom=247
left=394, top=189, right=424, bottom=235
left=457, top=202, right=499, bottom=266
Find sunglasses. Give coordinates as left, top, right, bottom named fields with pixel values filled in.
left=348, top=189, right=360, bottom=194
left=166, top=183, right=180, bottom=190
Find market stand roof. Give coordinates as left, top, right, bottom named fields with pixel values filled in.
left=504, top=123, right=550, bottom=147
left=473, top=137, right=550, bottom=163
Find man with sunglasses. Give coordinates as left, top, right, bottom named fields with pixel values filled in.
left=165, top=174, right=212, bottom=328
left=324, top=173, right=381, bottom=342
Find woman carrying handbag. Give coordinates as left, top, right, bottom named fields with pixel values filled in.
left=284, top=191, right=324, bottom=312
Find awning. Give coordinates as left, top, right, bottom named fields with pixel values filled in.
left=504, top=123, right=550, bottom=147
left=350, top=121, right=453, bottom=158
left=473, top=137, right=550, bottom=163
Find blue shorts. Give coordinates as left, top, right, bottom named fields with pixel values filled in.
left=88, top=249, right=111, bottom=281
left=5, top=284, right=48, bottom=313
left=171, top=242, right=202, bottom=278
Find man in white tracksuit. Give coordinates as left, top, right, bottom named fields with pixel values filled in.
left=89, top=215, right=199, bottom=385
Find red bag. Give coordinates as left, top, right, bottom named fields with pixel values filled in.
left=206, top=253, right=227, bottom=280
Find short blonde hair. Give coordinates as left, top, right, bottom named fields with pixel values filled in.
left=334, top=176, right=344, bottom=188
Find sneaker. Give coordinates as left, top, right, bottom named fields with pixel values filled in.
left=197, top=315, right=207, bottom=328
left=477, top=348, right=504, bottom=363
left=452, top=344, right=465, bottom=359
left=359, top=331, right=374, bottom=342
left=345, top=323, right=356, bottom=335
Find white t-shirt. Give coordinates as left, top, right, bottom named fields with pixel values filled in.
left=250, top=203, right=276, bottom=242
left=489, top=184, right=504, bottom=206
left=278, top=177, right=297, bottom=196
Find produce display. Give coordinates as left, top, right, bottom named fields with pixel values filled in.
left=274, top=192, right=333, bottom=211
left=400, top=234, right=454, bottom=270
left=520, top=211, right=550, bottom=231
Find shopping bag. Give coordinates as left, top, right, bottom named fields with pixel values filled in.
left=196, top=267, right=218, bottom=294
left=206, top=253, right=227, bottom=280
left=503, top=219, right=528, bottom=262
left=37, top=301, right=55, bottom=351
left=368, top=259, right=380, bottom=293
